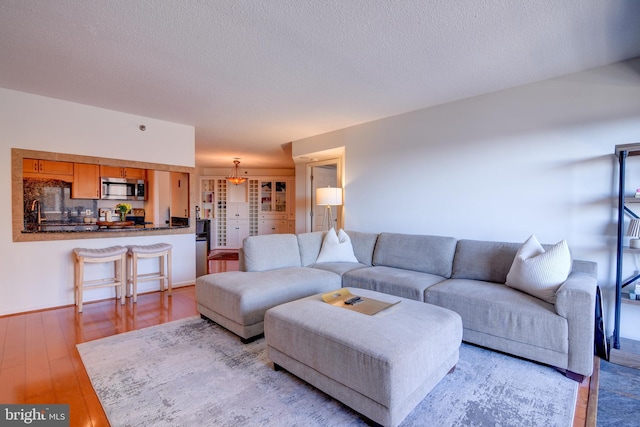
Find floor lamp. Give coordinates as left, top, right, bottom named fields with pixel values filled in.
left=316, top=186, right=342, bottom=231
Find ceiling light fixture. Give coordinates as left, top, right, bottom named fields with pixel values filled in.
left=227, top=159, right=247, bottom=185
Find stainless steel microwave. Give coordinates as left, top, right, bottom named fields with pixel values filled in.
left=101, top=177, right=146, bottom=200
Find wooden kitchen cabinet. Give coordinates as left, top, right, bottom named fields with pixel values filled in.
left=100, top=165, right=147, bottom=180
left=124, top=167, right=146, bottom=179
left=170, top=171, right=190, bottom=218
left=23, top=158, right=74, bottom=181
left=72, top=163, right=100, bottom=199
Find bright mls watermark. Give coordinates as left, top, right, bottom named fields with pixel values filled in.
left=0, top=405, right=69, bottom=426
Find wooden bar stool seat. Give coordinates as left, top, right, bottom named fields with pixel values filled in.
left=73, top=246, right=128, bottom=313
left=126, top=243, right=173, bottom=302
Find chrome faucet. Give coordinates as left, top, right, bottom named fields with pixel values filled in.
left=31, top=200, right=42, bottom=225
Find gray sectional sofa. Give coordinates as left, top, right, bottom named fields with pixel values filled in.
left=196, top=230, right=597, bottom=380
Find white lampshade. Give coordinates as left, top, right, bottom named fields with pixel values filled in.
left=316, top=187, right=342, bottom=206
left=628, top=218, right=640, bottom=248
left=627, top=218, right=640, bottom=236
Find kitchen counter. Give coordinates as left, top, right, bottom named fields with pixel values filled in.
left=18, top=221, right=193, bottom=242
left=22, top=223, right=189, bottom=234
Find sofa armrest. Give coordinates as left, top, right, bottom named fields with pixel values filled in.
left=554, top=262, right=597, bottom=376
left=570, top=259, right=597, bottom=276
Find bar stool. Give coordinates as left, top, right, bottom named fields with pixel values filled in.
left=126, top=243, right=173, bottom=302
left=73, top=246, right=128, bottom=313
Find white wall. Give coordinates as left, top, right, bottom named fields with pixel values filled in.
left=293, top=59, right=640, bottom=340
left=0, top=88, right=196, bottom=315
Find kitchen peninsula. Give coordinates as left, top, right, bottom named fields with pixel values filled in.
left=12, top=148, right=195, bottom=242
left=22, top=222, right=188, bottom=235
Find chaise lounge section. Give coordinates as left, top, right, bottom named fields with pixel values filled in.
left=196, top=234, right=343, bottom=342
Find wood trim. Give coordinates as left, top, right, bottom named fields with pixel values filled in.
left=12, top=148, right=196, bottom=242
left=1, top=283, right=590, bottom=427
left=585, top=356, right=599, bottom=427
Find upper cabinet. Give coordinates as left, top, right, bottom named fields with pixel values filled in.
left=23, top=159, right=74, bottom=181
left=260, top=180, right=287, bottom=214
left=170, top=172, right=190, bottom=218
left=100, top=165, right=147, bottom=180
left=228, top=181, right=248, bottom=203
left=200, top=178, right=216, bottom=220
left=72, top=163, right=100, bottom=199
left=200, top=176, right=294, bottom=249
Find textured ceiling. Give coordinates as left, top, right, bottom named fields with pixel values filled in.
left=1, top=0, right=640, bottom=168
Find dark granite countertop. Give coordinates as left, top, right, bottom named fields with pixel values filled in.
left=21, top=223, right=189, bottom=234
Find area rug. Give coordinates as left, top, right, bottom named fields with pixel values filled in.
left=77, top=317, right=578, bottom=426
left=596, top=359, right=640, bottom=426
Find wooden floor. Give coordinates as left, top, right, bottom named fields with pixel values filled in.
left=609, top=337, right=640, bottom=369
left=0, top=257, right=593, bottom=427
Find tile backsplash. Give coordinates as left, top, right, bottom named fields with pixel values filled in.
left=23, top=178, right=98, bottom=223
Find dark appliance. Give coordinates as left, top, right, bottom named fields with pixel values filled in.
left=196, top=219, right=211, bottom=277
left=126, top=208, right=151, bottom=227
left=170, top=216, right=189, bottom=227
left=196, top=219, right=210, bottom=250
left=101, top=177, right=146, bottom=201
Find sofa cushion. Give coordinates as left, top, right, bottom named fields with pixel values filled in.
left=451, top=240, right=521, bottom=283
left=297, top=231, right=326, bottom=267
left=343, top=265, right=447, bottom=301
left=243, top=234, right=302, bottom=272
left=344, top=230, right=379, bottom=265
left=425, top=278, right=568, bottom=354
left=372, top=233, right=457, bottom=277
left=316, top=228, right=359, bottom=263
left=312, top=262, right=368, bottom=276
left=505, top=235, right=571, bottom=304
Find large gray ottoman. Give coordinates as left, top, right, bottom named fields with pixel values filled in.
left=264, top=287, right=463, bottom=427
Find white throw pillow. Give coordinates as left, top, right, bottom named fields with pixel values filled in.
left=316, top=228, right=359, bottom=263
left=505, top=235, right=571, bottom=304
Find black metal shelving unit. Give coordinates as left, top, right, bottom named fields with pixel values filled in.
left=613, top=143, right=640, bottom=350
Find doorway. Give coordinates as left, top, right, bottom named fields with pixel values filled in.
left=307, top=160, right=341, bottom=232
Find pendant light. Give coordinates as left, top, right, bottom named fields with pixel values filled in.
left=227, top=159, right=247, bottom=185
